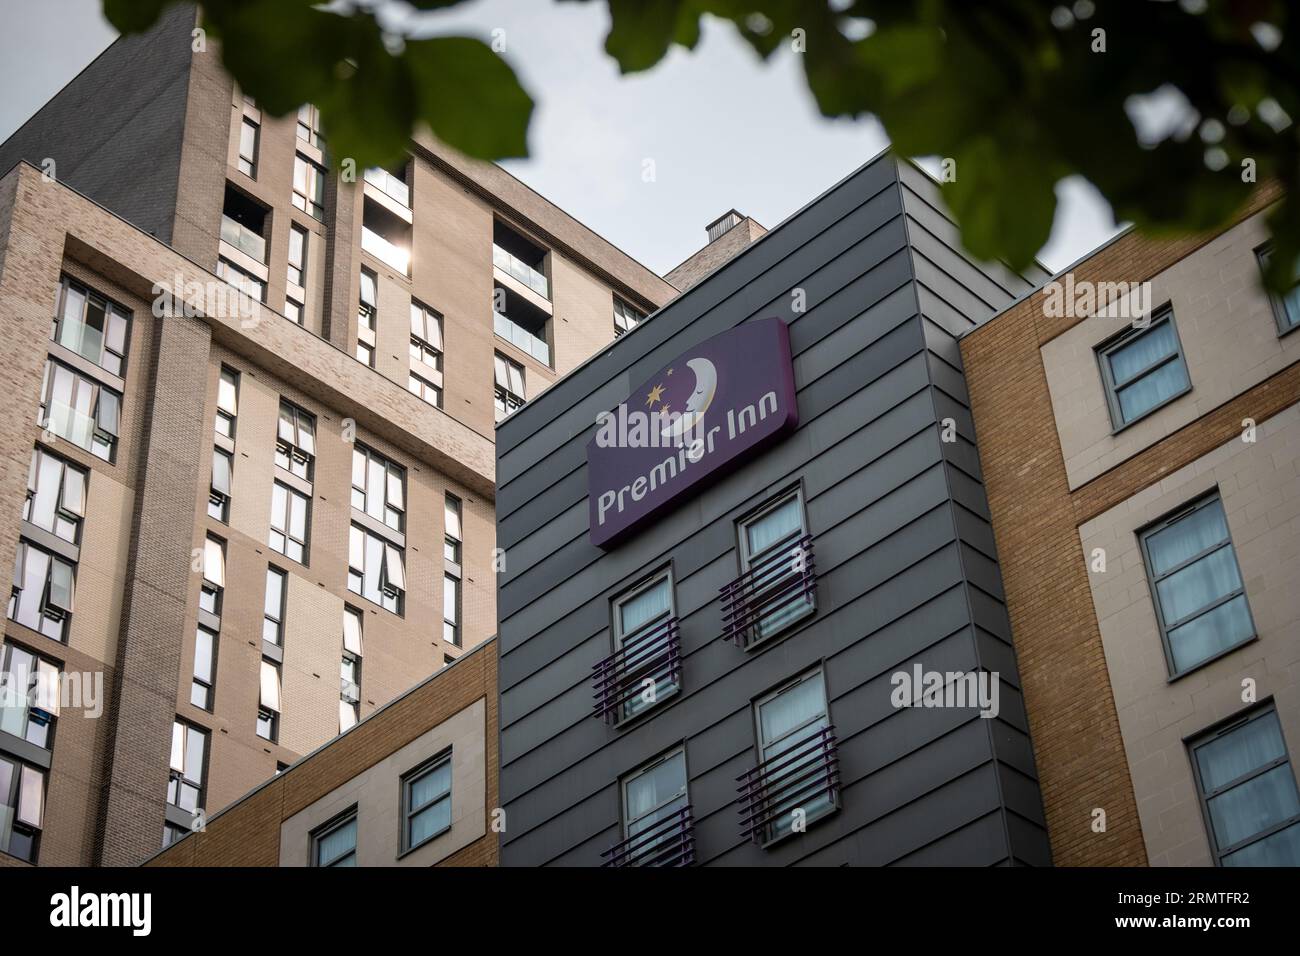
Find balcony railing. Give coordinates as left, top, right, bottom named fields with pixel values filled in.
left=361, top=226, right=410, bottom=275
left=592, top=616, right=681, bottom=724
left=493, top=310, right=551, bottom=366
left=493, top=244, right=549, bottom=299
left=220, top=215, right=266, bottom=263
left=720, top=532, right=816, bottom=649
left=737, top=725, right=840, bottom=845
left=601, top=806, right=695, bottom=867
left=364, top=167, right=410, bottom=207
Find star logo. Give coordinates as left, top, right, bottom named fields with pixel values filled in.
left=645, top=383, right=665, bottom=407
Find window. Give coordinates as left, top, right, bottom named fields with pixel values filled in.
left=348, top=524, right=405, bottom=614
left=358, top=268, right=377, bottom=366
left=276, top=400, right=316, bottom=480
left=1258, top=246, right=1300, bottom=334
left=167, top=720, right=207, bottom=814
left=52, top=276, right=130, bottom=376
left=613, top=296, right=643, bottom=337
left=1097, top=309, right=1191, bottom=429
left=493, top=283, right=550, bottom=365
left=361, top=198, right=411, bottom=274
left=340, top=607, right=363, bottom=732
left=292, top=153, right=325, bottom=220
left=8, top=540, right=75, bottom=642
left=0, top=755, right=45, bottom=862
left=24, top=447, right=86, bottom=545
left=494, top=352, right=525, bottom=422
left=1191, top=706, right=1300, bottom=866
left=444, top=494, right=462, bottom=646
left=402, top=754, right=452, bottom=852
left=351, top=445, right=405, bottom=532
left=209, top=447, right=232, bottom=522
left=257, top=659, right=280, bottom=742
left=612, top=572, right=678, bottom=721
left=285, top=299, right=303, bottom=325
left=409, top=301, right=443, bottom=407
left=162, top=822, right=188, bottom=849
left=1140, top=493, right=1255, bottom=675
left=358, top=268, right=377, bottom=333
left=754, top=670, right=834, bottom=842
left=238, top=116, right=259, bottom=177
left=222, top=184, right=267, bottom=263
left=621, top=748, right=688, bottom=858
left=738, top=489, right=814, bottom=642
left=312, top=809, right=357, bottom=867
left=39, top=359, right=121, bottom=462
left=288, top=223, right=308, bottom=288
left=263, top=567, right=286, bottom=646
left=216, top=257, right=265, bottom=303
left=270, top=481, right=310, bottom=563
left=444, top=494, right=462, bottom=564
left=0, top=642, right=61, bottom=749
left=191, top=626, right=217, bottom=710
left=201, top=535, right=225, bottom=617
left=216, top=366, right=239, bottom=439
left=296, top=103, right=325, bottom=149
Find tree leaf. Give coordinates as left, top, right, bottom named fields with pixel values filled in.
left=407, top=37, right=534, bottom=161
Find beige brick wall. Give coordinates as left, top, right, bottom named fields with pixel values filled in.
left=1043, top=210, right=1300, bottom=489
left=278, top=697, right=486, bottom=866
left=1079, top=402, right=1300, bottom=865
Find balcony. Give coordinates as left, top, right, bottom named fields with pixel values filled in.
left=361, top=226, right=410, bottom=274
left=720, top=532, right=816, bottom=649
left=737, top=725, right=840, bottom=846
left=492, top=244, right=549, bottom=299
left=600, top=806, right=696, bottom=867
left=592, top=617, right=681, bottom=724
left=220, top=214, right=266, bottom=263
left=364, top=166, right=410, bottom=208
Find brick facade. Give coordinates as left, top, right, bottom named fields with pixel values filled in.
left=959, top=183, right=1295, bottom=866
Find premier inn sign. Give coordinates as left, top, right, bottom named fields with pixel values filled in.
left=587, top=317, right=799, bottom=548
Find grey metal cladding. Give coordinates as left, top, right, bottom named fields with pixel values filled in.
left=496, top=151, right=1053, bottom=866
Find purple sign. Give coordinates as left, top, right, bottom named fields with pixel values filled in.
left=587, top=317, right=799, bottom=548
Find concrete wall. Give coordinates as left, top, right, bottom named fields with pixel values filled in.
left=1043, top=210, right=1300, bottom=490
left=1080, top=403, right=1300, bottom=865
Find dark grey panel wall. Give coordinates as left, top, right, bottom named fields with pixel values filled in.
left=496, top=153, right=1051, bottom=866
left=0, top=5, right=194, bottom=244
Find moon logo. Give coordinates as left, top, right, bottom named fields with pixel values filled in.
left=660, top=357, right=718, bottom=440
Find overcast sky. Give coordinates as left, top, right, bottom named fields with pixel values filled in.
left=0, top=0, right=1122, bottom=276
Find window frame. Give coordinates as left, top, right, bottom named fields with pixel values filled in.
left=209, top=446, right=233, bottom=522
left=238, top=116, right=259, bottom=178
left=1138, top=491, right=1257, bottom=678
left=351, top=444, right=406, bottom=534
left=751, top=668, right=837, bottom=845
left=292, top=152, right=326, bottom=220
left=263, top=566, right=287, bottom=647
left=736, top=485, right=815, bottom=645
left=0, top=753, right=46, bottom=863
left=269, top=480, right=310, bottom=565
left=311, top=806, right=358, bottom=868
left=493, top=352, right=525, bottom=422
left=275, top=400, right=316, bottom=481
left=216, top=366, right=239, bottom=440
left=1256, top=244, right=1300, bottom=337
left=613, top=295, right=644, bottom=337
left=348, top=523, right=405, bottom=615
left=619, top=746, right=689, bottom=846
left=610, top=567, right=678, bottom=722
left=167, top=719, right=208, bottom=815
left=24, top=446, right=87, bottom=546
left=400, top=751, right=453, bottom=854
left=190, top=625, right=217, bottom=711
left=287, top=223, right=308, bottom=289
left=8, top=539, right=76, bottom=642
left=0, top=640, right=61, bottom=750
left=52, top=275, right=131, bottom=377
left=1189, top=703, right=1300, bottom=866
left=39, top=358, right=122, bottom=463
left=1095, top=306, right=1192, bottom=432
